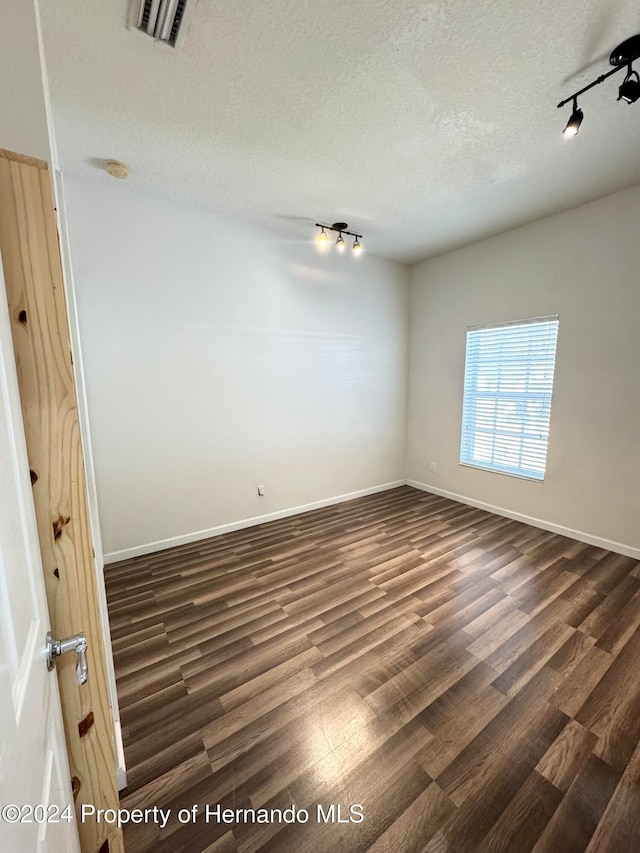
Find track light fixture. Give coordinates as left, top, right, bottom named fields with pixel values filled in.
left=619, top=66, right=640, bottom=103
left=563, top=98, right=584, bottom=137
left=317, top=226, right=329, bottom=249
left=558, top=34, right=640, bottom=136
left=315, top=222, right=364, bottom=256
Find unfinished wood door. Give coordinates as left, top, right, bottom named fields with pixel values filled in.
left=0, top=254, right=79, bottom=853
left=0, top=149, right=124, bottom=853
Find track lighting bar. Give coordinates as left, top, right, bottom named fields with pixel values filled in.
left=556, top=64, right=623, bottom=110
left=557, top=34, right=640, bottom=136
left=315, top=222, right=364, bottom=255
left=315, top=223, right=362, bottom=241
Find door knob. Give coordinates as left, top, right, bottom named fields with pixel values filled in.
left=46, top=631, right=88, bottom=685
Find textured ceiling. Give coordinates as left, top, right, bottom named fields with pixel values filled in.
left=40, top=0, right=640, bottom=263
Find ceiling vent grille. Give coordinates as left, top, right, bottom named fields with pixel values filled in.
left=129, top=0, right=193, bottom=48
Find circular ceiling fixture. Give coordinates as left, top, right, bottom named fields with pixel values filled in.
left=610, top=35, right=640, bottom=66
left=104, top=160, right=130, bottom=179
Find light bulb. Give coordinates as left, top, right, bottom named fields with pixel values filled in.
left=336, top=233, right=346, bottom=252
left=352, top=238, right=363, bottom=256
left=317, top=228, right=329, bottom=249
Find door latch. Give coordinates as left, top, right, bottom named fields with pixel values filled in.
left=46, top=631, right=88, bottom=685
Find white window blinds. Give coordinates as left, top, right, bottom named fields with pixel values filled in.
left=460, top=316, right=559, bottom=481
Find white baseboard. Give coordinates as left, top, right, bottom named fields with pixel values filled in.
left=104, top=480, right=406, bottom=564
left=406, top=480, right=640, bottom=560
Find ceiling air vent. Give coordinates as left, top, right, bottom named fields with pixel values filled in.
left=129, top=0, right=194, bottom=49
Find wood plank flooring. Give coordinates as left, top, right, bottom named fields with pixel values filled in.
left=105, top=486, right=640, bottom=852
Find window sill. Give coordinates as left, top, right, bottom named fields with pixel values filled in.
left=459, top=461, right=545, bottom=483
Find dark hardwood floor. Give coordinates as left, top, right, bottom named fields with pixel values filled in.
left=105, top=486, right=640, bottom=852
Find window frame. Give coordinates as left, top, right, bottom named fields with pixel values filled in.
left=459, top=314, right=559, bottom=483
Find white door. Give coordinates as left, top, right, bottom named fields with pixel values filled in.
left=0, top=257, right=79, bottom=853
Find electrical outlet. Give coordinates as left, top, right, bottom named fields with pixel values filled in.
left=257, top=485, right=266, bottom=496
left=430, top=462, right=437, bottom=473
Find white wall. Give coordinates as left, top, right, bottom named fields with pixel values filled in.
left=0, top=0, right=51, bottom=160
left=63, top=176, right=410, bottom=559
left=407, top=184, right=640, bottom=555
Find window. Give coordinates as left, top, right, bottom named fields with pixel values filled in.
left=460, top=316, right=559, bottom=481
